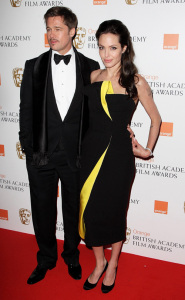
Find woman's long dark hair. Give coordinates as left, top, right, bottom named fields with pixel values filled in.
left=96, top=20, right=138, bottom=99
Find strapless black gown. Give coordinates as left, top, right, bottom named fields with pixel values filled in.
left=79, top=81, right=136, bottom=247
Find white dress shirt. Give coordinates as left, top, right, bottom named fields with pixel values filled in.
left=51, top=47, right=76, bottom=120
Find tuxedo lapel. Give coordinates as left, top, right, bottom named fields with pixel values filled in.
left=64, top=51, right=83, bottom=122
left=32, top=50, right=51, bottom=165
left=74, top=47, right=92, bottom=86
left=47, top=62, right=62, bottom=122
left=33, top=50, right=51, bottom=105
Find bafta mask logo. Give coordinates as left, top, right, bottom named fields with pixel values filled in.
left=19, top=208, right=31, bottom=225
left=16, top=141, right=26, bottom=160
left=12, top=68, right=23, bottom=87
left=124, top=227, right=131, bottom=244
left=10, top=0, right=22, bottom=7
left=125, top=0, right=137, bottom=4
left=73, top=27, right=86, bottom=49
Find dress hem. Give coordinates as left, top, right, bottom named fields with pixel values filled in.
left=85, top=235, right=126, bottom=248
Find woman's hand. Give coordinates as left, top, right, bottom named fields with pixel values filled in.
left=131, top=138, right=152, bottom=158
left=127, top=124, right=135, bottom=138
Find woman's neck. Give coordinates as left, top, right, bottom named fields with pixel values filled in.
left=105, top=65, right=121, bottom=80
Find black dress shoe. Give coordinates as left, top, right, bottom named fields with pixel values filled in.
left=68, top=264, right=82, bottom=280
left=101, top=267, right=117, bottom=293
left=27, top=264, right=55, bottom=285
left=83, top=261, right=108, bottom=290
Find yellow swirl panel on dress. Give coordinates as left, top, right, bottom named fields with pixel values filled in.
left=79, top=145, right=110, bottom=239
left=100, top=81, right=114, bottom=120
left=79, top=81, right=114, bottom=239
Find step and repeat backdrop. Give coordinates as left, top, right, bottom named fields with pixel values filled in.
left=0, top=0, right=185, bottom=265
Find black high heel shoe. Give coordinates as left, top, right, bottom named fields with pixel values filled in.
left=83, top=261, right=108, bottom=290
left=101, top=267, right=117, bottom=293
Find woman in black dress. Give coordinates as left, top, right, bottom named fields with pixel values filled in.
left=79, top=20, right=161, bottom=293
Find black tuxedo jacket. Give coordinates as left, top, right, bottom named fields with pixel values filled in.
left=19, top=48, right=99, bottom=169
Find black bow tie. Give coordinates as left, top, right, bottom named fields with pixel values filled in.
left=54, top=53, right=71, bottom=65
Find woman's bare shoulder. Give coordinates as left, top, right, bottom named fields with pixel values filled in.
left=135, top=74, right=149, bottom=88
left=90, top=69, right=104, bottom=83
left=135, top=74, right=153, bottom=101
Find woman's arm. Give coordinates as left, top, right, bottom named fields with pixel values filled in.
left=132, top=75, right=162, bottom=158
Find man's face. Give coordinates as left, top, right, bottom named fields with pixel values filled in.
left=73, top=28, right=86, bottom=49
left=46, top=16, right=75, bottom=55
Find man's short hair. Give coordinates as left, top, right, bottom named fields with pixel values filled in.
left=44, top=6, right=78, bottom=30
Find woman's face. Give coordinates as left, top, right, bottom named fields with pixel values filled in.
left=98, top=33, right=126, bottom=69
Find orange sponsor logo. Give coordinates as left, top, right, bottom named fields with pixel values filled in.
left=0, top=209, right=8, bottom=220
left=93, top=0, right=107, bottom=5
left=0, top=145, right=5, bottom=156
left=45, top=34, right=49, bottom=48
left=163, top=34, right=179, bottom=50
left=0, top=174, right=6, bottom=178
left=154, top=200, right=168, bottom=215
left=160, top=122, right=173, bottom=137
left=57, top=186, right=59, bottom=197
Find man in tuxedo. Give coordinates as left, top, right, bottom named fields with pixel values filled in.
left=19, top=6, right=100, bottom=285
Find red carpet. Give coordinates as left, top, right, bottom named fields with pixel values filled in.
left=1, top=228, right=184, bottom=300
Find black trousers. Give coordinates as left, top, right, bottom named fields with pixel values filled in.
left=26, top=149, right=81, bottom=268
